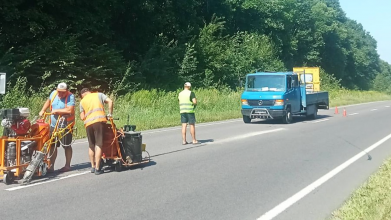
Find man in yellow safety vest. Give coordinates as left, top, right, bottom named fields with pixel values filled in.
left=178, top=82, right=199, bottom=145
left=39, top=82, right=75, bottom=173
left=79, top=88, right=113, bottom=175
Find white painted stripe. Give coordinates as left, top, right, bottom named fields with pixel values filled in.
left=5, top=171, right=90, bottom=191
left=386, top=106, right=390, bottom=108
left=370, top=109, right=378, bottom=111
left=256, top=132, right=391, bottom=220
left=311, top=119, right=329, bottom=123
left=348, top=113, right=359, bottom=116
left=210, top=128, right=285, bottom=144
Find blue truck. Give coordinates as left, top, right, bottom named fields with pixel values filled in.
left=240, top=68, right=329, bottom=124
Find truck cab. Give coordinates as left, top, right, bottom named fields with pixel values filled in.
left=240, top=68, right=329, bottom=124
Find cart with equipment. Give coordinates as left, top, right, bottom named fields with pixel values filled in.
left=98, top=116, right=150, bottom=172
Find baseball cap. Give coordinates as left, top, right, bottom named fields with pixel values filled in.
left=57, top=82, right=68, bottom=91
left=184, top=82, right=191, bottom=87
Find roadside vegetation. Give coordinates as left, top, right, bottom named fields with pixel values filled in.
left=330, top=157, right=391, bottom=220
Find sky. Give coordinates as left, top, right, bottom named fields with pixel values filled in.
left=339, top=0, right=391, bottom=64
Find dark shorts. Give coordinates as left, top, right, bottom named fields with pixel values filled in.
left=181, top=113, right=196, bottom=124
left=86, top=122, right=105, bottom=148
left=50, top=126, right=73, bottom=148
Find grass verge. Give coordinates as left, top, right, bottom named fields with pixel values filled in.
left=329, top=157, right=391, bottom=220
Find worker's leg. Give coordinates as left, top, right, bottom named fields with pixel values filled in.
left=181, top=113, right=188, bottom=144
left=64, top=146, right=72, bottom=168
left=48, top=127, right=58, bottom=172
left=86, top=124, right=96, bottom=171
left=189, top=113, right=198, bottom=144
left=94, top=145, right=103, bottom=173
left=94, top=122, right=105, bottom=175
left=48, top=143, right=57, bottom=172
left=60, top=129, right=73, bottom=172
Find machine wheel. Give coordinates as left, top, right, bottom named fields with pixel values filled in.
left=282, top=107, right=293, bottom=124
left=4, top=172, right=15, bottom=185
left=243, top=115, right=251, bottom=123
left=39, top=162, right=48, bottom=177
left=115, top=160, right=122, bottom=172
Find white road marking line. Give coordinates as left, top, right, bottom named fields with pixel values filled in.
left=348, top=113, right=359, bottom=116
left=6, top=128, right=284, bottom=190
left=370, top=109, right=378, bottom=111
left=5, top=171, right=90, bottom=191
left=386, top=106, right=390, bottom=108
left=210, top=128, right=285, bottom=145
left=311, top=119, right=329, bottom=123
left=256, top=132, right=391, bottom=220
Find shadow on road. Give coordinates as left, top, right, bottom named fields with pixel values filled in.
left=150, top=139, right=214, bottom=158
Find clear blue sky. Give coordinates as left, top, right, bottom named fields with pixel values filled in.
left=339, top=0, right=391, bottom=64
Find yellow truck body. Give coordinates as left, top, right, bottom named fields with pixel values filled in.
left=293, top=67, right=320, bottom=92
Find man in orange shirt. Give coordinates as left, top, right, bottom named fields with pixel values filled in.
left=79, top=88, right=113, bottom=175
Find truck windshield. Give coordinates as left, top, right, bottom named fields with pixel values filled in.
left=246, top=75, right=285, bottom=91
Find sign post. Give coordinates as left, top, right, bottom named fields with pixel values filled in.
left=0, top=72, right=6, bottom=94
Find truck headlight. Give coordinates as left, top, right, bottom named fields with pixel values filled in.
left=274, top=99, right=284, bottom=106
left=241, top=99, right=248, bottom=105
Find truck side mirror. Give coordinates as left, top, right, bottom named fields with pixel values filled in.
left=291, top=80, right=296, bottom=88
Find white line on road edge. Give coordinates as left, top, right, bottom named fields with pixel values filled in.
left=210, top=128, right=285, bottom=145
left=386, top=106, right=390, bottom=108
left=311, top=119, right=329, bottom=123
left=348, top=113, right=359, bottom=116
left=5, top=171, right=90, bottom=191
left=257, top=132, right=391, bottom=220
left=370, top=109, right=378, bottom=111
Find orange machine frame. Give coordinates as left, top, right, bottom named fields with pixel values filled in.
left=0, top=112, right=74, bottom=183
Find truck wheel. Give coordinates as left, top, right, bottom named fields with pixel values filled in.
left=307, top=106, right=318, bottom=120
left=243, top=115, right=251, bottom=123
left=282, top=108, right=292, bottom=124
left=311, top=108, right=318, bottom=119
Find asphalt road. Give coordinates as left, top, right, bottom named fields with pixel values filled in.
left=1, top=100, right=391, bottom=220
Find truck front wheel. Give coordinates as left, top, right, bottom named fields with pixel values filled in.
left=243, top=115, right=251, bottom=123
left=282, top=108, right=293, bottom=124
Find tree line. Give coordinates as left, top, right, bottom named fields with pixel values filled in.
left=0, top=0, right=390, bottom=95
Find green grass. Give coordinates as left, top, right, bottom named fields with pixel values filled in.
left=329, top=89, right=391, bottom=107
left=329, top=157, right=391, bottom=220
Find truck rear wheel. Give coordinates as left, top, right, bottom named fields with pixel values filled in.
left=243, top=115, right=251, bottom=123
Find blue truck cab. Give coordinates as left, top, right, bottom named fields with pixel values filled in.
left=240, top=70, right=329, bottom=124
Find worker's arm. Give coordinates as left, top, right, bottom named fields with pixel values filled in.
left=52, top=105, right=74, bottom=115
left=39, top=99, right=50, bottom=117
left=80, top=112, right=85, bottom=121
left=79, top=102, right=85, bottom=120
left=191, top=92, right=197, bottom=105
left=105, top=97, right=113, bottom=115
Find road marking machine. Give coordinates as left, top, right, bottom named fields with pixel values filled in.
left=0, top=108, right=150, bottom=185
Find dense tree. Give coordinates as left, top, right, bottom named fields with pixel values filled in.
left=0, top=0, right=389, bottom=94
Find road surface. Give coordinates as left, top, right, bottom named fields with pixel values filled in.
left=1, top=101, right=391, bottom=220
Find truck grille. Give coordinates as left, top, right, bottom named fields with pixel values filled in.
left=248, top=100, right=275, bottom=106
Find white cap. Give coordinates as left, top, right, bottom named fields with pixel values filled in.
left=184, top=82, right=191, bottom=87
left=57, top=82, right=68, bottom=91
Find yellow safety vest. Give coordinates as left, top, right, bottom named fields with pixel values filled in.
left=178, top=90, right=195, bottom=113
left=50, top=90, right=75, bottom=127
left=80, top=93, right=107, bottom=127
